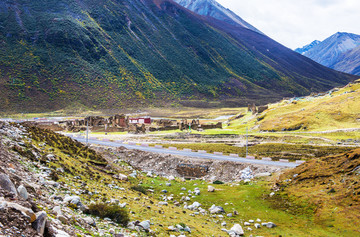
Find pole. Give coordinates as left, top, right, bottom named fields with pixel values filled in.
left=86, top=120, right=89, bottom=146
left=246, top=127, right=248, bottom=158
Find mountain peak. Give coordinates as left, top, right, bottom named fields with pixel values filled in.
left=295, top=40, right=321, bottom=55
left=173, top=0, right=263, bottom=34
left=296, top=32, right=360, bottom=75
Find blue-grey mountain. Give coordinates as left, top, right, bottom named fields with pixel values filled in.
left=295, top=32, right=360, bottom=75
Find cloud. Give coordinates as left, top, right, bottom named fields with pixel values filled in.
left=217, top=0, right=360, bottom=49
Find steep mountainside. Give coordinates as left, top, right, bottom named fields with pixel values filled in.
left=333, top=46, right=360, bottom=75
left=296, top=32, right=360, bottom=75
left=173, top=0, right=263, bottom=34
left=0, top=0, right=356, bottom=112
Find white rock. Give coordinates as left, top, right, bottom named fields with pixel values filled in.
left=139, top=220, right=151, bottom=230
left=254, top=223, right=261, bottom=229
left=208, top=185, right=215, bottom=192
left=17, top=185, right=28, bottom=200
left=230, top=224, right=244, bottom=236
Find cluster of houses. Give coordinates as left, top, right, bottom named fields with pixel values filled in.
left=56, top=114, right=222, bottom=133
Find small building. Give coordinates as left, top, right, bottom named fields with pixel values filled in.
left=129, top=117, right=151, bottom=124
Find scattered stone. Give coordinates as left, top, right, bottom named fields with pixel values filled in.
left=17, top=185, right=28, bottom=200
left=244, top=222, right=251, bottom=226
left=166, top=183, right=171, bottom=187
left=181, top=187, right=187, bottom=191
left=230, top=224, right=244, bottom=236
left=63, top=196, right=86, bottom=211
left=32, top=211, right=47, bottom=235
left=254, top=223, right=261, bottom=229
left=0, top=174, right=17, bottom=196
left=158, top=201, right=168, bottom=206
left=139, top=220, right=151, bottom=230
left=208, top=186, right=215, bottom=192
left=7, top=202, right=36, bottom=222
left=240, top=167, right=254, bottom=180
left=57, top=215, right=68, bottom=224
left=266, top=222, right=277, bottom=228
left=209, top=205, right=225, bottom=214
left=227, top=213, right=232, bottom=217
left=83, top=217, right=96, bottom=227
left=53, top=206, right=62, bottom=216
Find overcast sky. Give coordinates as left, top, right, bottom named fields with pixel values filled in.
left=216, top=0, right=360, bottom=49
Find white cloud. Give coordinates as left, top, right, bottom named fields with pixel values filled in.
left=217, top=0, right=360, bottom=49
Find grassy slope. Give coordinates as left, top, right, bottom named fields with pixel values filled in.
left=228, top=81, right=360, bottom=132
left=13, top=125, right=357, bottom=236
left=276, top=148, right=360, bottom=236
left=0, top=0, right=355, bottom=112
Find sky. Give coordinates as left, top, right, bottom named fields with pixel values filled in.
left=216, top=0, right=360, bottom=49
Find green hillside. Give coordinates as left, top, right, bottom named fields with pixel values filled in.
left=0, top=0, right=355, bottom=112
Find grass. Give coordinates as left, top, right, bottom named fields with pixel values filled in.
left=156, top=143, right=354, bottom=161
left=10, top=125, right=359, bottom=236
left=230, top=83, right=360, bottom=132
left=140, top=177, right=350, bottom=237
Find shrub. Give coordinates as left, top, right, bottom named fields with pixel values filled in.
left=86, top=203, right=129, bottom=226
left=213, top=180, right=224, bottom=185
left=130, top=185, right=147, bottom=194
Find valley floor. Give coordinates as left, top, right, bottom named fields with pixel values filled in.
left=0, top=122, right=359, bottom=236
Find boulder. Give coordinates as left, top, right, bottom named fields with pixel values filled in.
left=266, top=222, right=277, bottom=228
left=52, top=206, right=62, bottom=216
left=209, top=205, right=225, bottom=214
left=7, top=202, right=36, bottom=222
left=83, top=217, right=96, bottom=227
left=63, top=196, right=86, bottom=211
left=138, top=220, right=151, bottom=230
left=17, top=185, right=28, bottom=200
left=57, top=215, right=68, bottom=224
left=32, top=211, right=47, bottom=235
left=230, top=224, right=244, bottom=236
left=187, top=202, right=201, bottom=210
left=0, top=174, right=17, bottom=196
left=207, top=186, right=215, bottom=192
left=113, top=174, right=128, bottom=181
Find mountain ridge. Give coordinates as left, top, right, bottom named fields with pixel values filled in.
left=296, top=32, right=360, bottom=75
left=0, top=0, right=356, bottom=112
left=173, top=0, right=263, bottom=34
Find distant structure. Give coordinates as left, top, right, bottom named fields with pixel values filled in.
left=248, top=104, right=268, bottom=114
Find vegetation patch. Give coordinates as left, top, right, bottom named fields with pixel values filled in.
left=85, top=203, right=130, bottom=226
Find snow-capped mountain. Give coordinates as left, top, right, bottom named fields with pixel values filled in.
left=295, top=40, right=321, bottom=55
left=173, top=0, right=263, bottom=34
left=296, top=32, right=360, bottom=75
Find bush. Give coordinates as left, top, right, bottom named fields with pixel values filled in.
left=213, top=180, right=224, bottom=185
left=86, top=203, right=129, bottom=226
left=130, top=185, right=147, bottom=194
